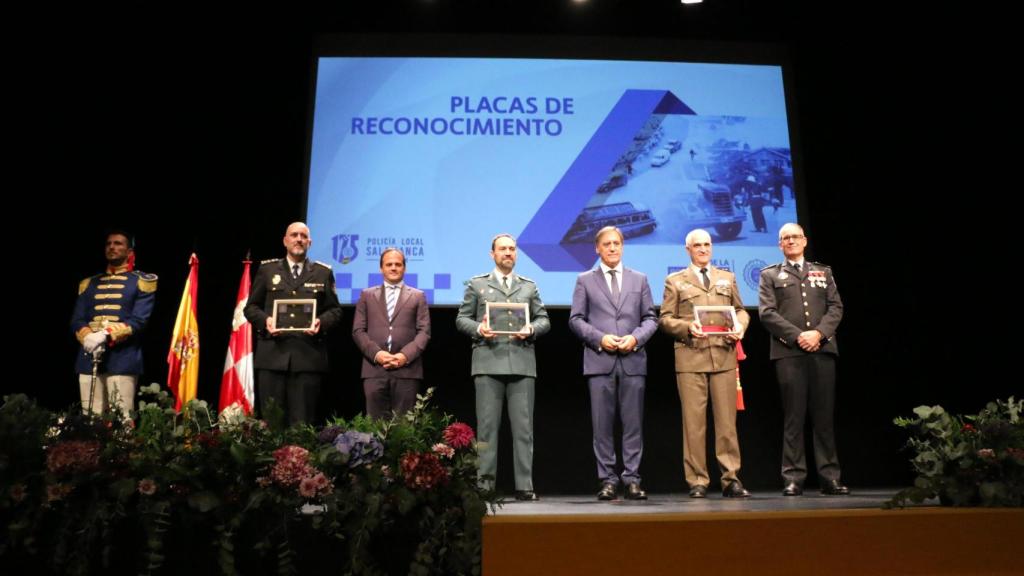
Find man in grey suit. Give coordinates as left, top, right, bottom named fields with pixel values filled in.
left=456, top=233, right=550, bottom=501
left=569, top=226, right=658, bottom=500
left=352, top=248, right=431, bottom=419
left=758, top=222, right=849, bottom=496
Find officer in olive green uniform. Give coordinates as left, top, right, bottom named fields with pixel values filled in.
left=456, top=234, right=550, bottom=500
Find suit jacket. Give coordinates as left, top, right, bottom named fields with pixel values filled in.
left=758, top=261, right=843, bottom=360
left=455, top=272, right=550, bottom=377
left=352, top=284, right=431, bottom=379
left=568, top=266, right=658, bottom=376
left=243, top=258, right=342, bottom=373
left=659, top=266, right=750, bottom=373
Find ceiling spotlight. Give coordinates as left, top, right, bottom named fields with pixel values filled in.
left=681, top=0, right=704, bottom=4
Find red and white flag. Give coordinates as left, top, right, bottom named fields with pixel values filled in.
left=219, top=259, right=254, bottom=415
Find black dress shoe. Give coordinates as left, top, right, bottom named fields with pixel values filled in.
left=597, top=482, right=618, bottom=501
left=722, top=481, right=751, bottom=498
left=783, top=482, right=803, bottom=496
left=689, top=485, right=708, bottom=498
left=514, top=490, right=539, bottom=501
left=820, top=479, right=850, bottom=496
left=624, top=483, right=647, bottom=500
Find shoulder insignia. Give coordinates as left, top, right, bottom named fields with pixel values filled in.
left=78, top=277, right=92, bottom=295
left=666, top=270, right=686, bottom=280
left=516, top=275, right=536, bottom=283
left=760, top=263, right=783, bottom=272
left=808, top=261, right=831, bottom=270
left=134, top=271, right=158, bottom=293
left=313, top=260, right=333, bottom=270
left=261, top=258, right=281, bottom=265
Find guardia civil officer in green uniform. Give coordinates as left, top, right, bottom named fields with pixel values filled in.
left=456, top=233, right=550, bottom=500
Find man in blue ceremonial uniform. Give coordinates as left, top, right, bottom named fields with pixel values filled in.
left=456, top=233, right=550, bottom=500
left=71, top=231, right=157, bottom=416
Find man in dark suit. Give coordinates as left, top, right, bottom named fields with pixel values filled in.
left=659, top=228, right=751, bottom=498
left=456, top=233, right=550, bottom=501
left=758, top=222, right=849, bottom=496
left=244, top=222, right=342, bottom=425
left=569, top=226, right=658, bottom=500
left=352, top=247, right=431, bottom=418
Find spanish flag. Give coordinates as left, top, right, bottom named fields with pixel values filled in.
left=167, top=253, right=200, bottom=411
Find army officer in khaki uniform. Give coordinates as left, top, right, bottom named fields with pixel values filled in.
left=456, top=233, right=550, bottom=501
left=659, top=228, right=752, bottom=498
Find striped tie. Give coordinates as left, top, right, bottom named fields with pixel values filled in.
left=386, top=285, right=399, bottom=351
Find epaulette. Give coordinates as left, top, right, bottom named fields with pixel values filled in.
left=78, top=277, right=92, bottom=295
left=760, top=263, right=783, bottom=272
left=471, top=273, right=489, bottom=279
left=666, top=269, right=686, bottom=278
left=516, top=275, right=536, bottom=284
left=261, top=258, right=281, bottom=265
left=313, top=260, right=333, bottom=270
left=808, top=261, right=831, bottom=269
left=135, top=271, right=158, bottom=293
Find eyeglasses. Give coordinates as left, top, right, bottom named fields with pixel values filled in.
left=780, top=234, right=805, bottom=242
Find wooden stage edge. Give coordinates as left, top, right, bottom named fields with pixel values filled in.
left=483, top=504, right=1024, bottom=575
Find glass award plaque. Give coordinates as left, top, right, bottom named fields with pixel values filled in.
left=693, top=305, right=740, bottom=335
left=485, top=302, right=530, bottom=335
left=273, top=299, right=317, bottom=331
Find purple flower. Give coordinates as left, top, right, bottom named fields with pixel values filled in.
left=318, top=425, right=344, bottom=444
left=333, top=431, right=383, bottom=467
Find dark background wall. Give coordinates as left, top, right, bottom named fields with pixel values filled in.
left=12, top=2, right=1012, bottom=494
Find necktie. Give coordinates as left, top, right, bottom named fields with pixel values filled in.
left=385, top=285, right=399, bottom=351
left=292, top=263, right=300, bottom=278
left=794, top=262, right=802, bottom=273
left=700, top=267, right=710, bottom=290
left=502, top=276, right=509, bottom=291
left=609, top=269, right=620, bottom=303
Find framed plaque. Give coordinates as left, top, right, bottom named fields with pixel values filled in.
left=693, top=305, right=740, bottom=335
left=273, top=299, right=317, bottom=331
left=485, top=302, right=530, bottom=335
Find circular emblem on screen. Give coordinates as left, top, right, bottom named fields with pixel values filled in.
left=743, top=259, right=768, bottom=291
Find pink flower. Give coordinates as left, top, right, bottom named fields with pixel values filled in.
left=977, top=448, right=995, bottom=459
left=298, top=472, right=333, bottom=499
left=443, top=422, right=475, bottom=450
left=271, top=445, right=313, bottom=487
left=432, top=443, right=455, bottom=459
left=9, top=483, right=27, bottom=503
left=400, top=451, right=449, bottom=490
left=299, top=476, right=319, bottom=498
left=46, top=483, right=72, bottom=503
left=961, top=424, right=976, bottom=433
left=46, top=440, right=102, bottom=475
left=137, top=478, right=157, bottom=496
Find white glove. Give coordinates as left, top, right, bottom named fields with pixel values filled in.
left=83, top=331, right=107, bottom=353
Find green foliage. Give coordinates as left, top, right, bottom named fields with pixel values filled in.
left=0, top=386, right=496, bottom=575
left=887, top=397, right=1024, bottom=508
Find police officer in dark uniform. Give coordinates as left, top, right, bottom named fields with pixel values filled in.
left=758, top=222, right=849, bottom=496
left=244, top=222, right=342, bottom=425
left=72, top=230, right=157, bottom=416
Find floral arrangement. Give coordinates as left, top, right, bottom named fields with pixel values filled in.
left=887, top=397, right=1023, bottom=508
left=0, top=386, right=495, bottom=575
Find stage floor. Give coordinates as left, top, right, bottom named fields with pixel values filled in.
left=492, top=488, right=908, bottom=515
left=483, top=489, right=1024, bottom=575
